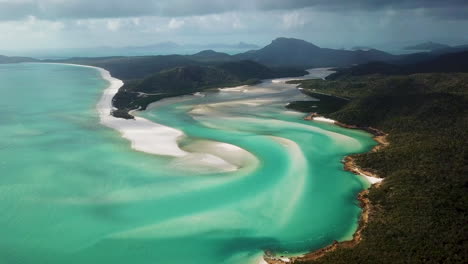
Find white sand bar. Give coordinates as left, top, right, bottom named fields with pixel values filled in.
left=95, top=67, right=188, bottom=157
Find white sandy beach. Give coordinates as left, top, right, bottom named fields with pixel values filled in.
left=91, top=65, right=258, bottom=173
left=363, top=175, right=384, bottom=184
left=312, top=116, right=336, bottom=123
left=95, top=67, right=188, bottom=157
left=42, top=62, right=189, bottom=158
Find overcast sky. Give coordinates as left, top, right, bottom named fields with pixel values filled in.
left=1, top=0, right=467, bottom=51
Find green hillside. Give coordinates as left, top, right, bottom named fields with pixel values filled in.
left=291, top=73, right=468, bottom=263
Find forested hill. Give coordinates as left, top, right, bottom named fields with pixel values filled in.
left=289, top=73, right=468, bottom=263
left=112, top=60, right=306, bottom=118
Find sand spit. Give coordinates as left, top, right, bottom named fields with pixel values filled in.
left=94, top=67, right=188, bottom=157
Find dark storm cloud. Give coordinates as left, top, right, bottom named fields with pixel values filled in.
left=0, top=0, right=160, bottom=20
left=0, top=0, right=466, bottom=21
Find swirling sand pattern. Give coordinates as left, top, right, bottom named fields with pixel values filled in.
left=0, top=64, right=376, bottom=264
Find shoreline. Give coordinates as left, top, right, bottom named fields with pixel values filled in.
left=39, top=62, right=188, bottom=157
left=42, top=63, right=254, bottom=173
left=93, top=65, right=189, bottom=157
left=94, top=65, right=259, bottom=172
left=47, top=64, right=380, bottom=263
left=92, top=63, right=259, bottom=173
left=264, top=114, right=388, bottom=264
left=32, top=63, right=186, bottom=157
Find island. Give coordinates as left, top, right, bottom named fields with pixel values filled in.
left=0, top=37, right=467, bottom=264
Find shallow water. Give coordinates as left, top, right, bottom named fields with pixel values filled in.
left=0, top=63, right=375, bottom=264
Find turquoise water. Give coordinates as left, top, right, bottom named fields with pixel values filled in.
left=0, top=63, right=375, bottom=264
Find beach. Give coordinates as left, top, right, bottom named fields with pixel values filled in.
left=95, top=66, right=188, bottom=157
left=94, top=66, right=260, bottom=173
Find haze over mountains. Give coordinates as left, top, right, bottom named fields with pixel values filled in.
left=404, top=41, right=451, bottom=51
left=2, top=37, right=468, bottom=70
left=2, top=41, right=260, bottom=58
left=114, top=41, right=260, bottom=54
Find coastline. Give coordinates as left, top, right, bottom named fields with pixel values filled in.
left=94, top=65, right=190, bottom=157
left=51, top=64, right=384, bottom=263
left=264, top=114, right=388, bottom=264
left=94, top=65, right=387, bottom=263
left=93, top=64, right=260, bottom=173
left=35, top=63, right=252, bottom=173
left=36, top=63, right=187, bottom=157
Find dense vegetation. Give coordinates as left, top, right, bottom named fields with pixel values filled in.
left=327, top=51, right=468, bottom=80
left=285, top=92, right=349, bottom=114
left=292, top=73, right=468, bottom=263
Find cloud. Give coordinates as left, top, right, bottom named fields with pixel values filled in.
left=168, top=18, right=185, bottom=30
left=106, top=20, right=121, bottom=32
left=0, top=1, right=467, bottom=51
left=0, top=0, right=466, bottom=21
left=281, top=11, right=307, bottom=29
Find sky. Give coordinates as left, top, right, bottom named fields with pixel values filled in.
left=0, top=0, right=467, bottom=52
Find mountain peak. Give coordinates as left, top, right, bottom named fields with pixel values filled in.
left=271, top=37, right=320, bottom=49
left=193, top=50, right=225, bottom=56
left=235, top=37, right=395, bottom=68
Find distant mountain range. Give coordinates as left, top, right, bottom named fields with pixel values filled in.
left=404, top=41, right=451, bottom=51
left=124, top=41, right=259, bottom=52
left=327, top=51, right=468, bottom=80
left=351, top=46, right=374, bottom=51
left=0, top=55, right=38, bottom=64
left=2, top=41, right=261, bottom=58
left=2, top=37, right=468, bottom=72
